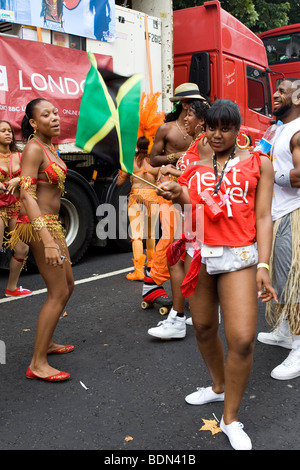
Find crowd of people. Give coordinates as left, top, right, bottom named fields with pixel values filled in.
left=2, top=77, right=300, bottom=451
left=121, top=79, right=300, bottom=450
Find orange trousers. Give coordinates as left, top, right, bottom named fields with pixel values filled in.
left=150, top=197, right=181, bottom=285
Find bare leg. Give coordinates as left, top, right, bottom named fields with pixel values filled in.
left=169, top=258, right=186, bottom=313
left=28, top=238, right=74, bottom=377
left=6, top=240, right=29, bottom=291
left=1, top=218, right=29, bottom=292
left=219, top=266, right=258, bottom=423
left=189, top=263, right=225, bottom=394
left=190, top=263, right=257, bottom=422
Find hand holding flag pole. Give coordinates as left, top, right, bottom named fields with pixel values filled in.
left=131, top=172, right=163, bottom=191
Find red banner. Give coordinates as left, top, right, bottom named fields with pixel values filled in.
left=0, top=36, right=113, bottom=143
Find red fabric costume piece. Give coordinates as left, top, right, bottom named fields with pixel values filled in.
left=180, top=248, right=202, bottom=298
left=167, top=234, right=202, bottom=298
left=16, top=214, right=30, bottom=224
left=166, top=234, right=196, bottom=266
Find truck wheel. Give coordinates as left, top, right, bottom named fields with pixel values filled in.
left=60, top=180, right=95, bottom=264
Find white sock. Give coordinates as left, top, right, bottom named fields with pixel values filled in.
left=169, top=308, right=185, bottom=320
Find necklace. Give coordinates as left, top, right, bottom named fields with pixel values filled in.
left=35, top=137, right=58, bottom=157
left=176, top=120, right=189, bottom=140
left=0, top=151, right=11, bottom=159
left=213, top=146, right=236, bottom=193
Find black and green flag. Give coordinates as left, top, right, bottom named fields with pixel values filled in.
left=76, top=53, right=142, bottom=174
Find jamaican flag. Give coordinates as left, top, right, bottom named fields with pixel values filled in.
left=76, top=53, right=142, bottom=174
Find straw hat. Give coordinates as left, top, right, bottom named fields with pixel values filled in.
left=170, top=83, right=206, bottom=102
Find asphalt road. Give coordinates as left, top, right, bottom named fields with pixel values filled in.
left=0, top=245, right=299, bottom=454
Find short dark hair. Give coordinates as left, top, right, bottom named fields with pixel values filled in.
left=206, top=99, right=242, bottom=130
left=189, top=100, right=210, bottom=121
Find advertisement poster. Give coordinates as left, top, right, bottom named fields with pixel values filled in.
left=0, top=0, right=115, bottom=42
left=0, top=36, right=113, bottom=142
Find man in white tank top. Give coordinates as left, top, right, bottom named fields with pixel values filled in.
left=257, top=78, right=300, bottom=380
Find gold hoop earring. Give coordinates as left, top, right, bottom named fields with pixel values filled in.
left=236, top=134, right=250, bottom=149
left=202, top=134, right=208, bottom=146
left=27, top=128, right=37, bottom=143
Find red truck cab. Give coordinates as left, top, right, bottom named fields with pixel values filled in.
left=173, top=0, right=273, bottom=144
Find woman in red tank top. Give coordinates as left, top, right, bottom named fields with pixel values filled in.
left=158, top=100, right=277, bottom=450
left=9, top=98, right=74, bottom=382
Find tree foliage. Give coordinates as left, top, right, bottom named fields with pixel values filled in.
left=173, top=0, right=300, bottom=33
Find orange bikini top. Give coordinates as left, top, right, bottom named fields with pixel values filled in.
left=33, top=138, right=67, bottom=194
left=132, top=163, right=158, bottom=184
left=0, top=153, right=21, bottom=182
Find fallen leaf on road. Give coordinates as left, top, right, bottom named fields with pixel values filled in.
left=200, top=418, right=222, bottom=435
left=124, top=436, right=133, bottom=442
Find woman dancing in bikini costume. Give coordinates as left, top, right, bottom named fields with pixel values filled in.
left=9, top=98, right=74, bottom=382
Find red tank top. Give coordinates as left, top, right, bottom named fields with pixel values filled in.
left=178, top=152, right=262, bottom=246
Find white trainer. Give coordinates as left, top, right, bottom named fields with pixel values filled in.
left=257, top=329, right=293, bottom=349
left=186, top=317, right=193, bottom=325
left=220, top=417, right=252, bottom=450
left=271, top=348, right=300, bottom=380
left=147, top=310, right=186, bottom=339
left=185, top=386, right=224, bottom=405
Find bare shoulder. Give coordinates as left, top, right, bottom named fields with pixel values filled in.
left=236, top=149, right=251, bottom=161
left=22, top=139, right=44, bottom=165
left=155, top=121, right=174, bottom=138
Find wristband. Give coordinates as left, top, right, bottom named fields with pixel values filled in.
left=167, top=153, right=177, bottom=163
left=257, top=263, right=269, bottom=270
left=274, top=170, right=291, bottom=188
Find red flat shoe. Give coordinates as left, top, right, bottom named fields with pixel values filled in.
left=48, top=344, right=75, bottom=355
left=26, top=367, right=70, bottom=382
left=5, top=286, right=33, bottom=297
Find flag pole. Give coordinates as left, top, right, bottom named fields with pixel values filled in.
left=130, top=172, right=164, bottom=192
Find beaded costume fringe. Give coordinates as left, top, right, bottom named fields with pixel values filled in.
left=0, top=200, right=21, bottom=227
left=6, top=214, right=66, bottom=252
left=266, top=208, right=300, bottom=335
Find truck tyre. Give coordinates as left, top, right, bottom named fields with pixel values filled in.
left=60, top=179, right=95, bottom=264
